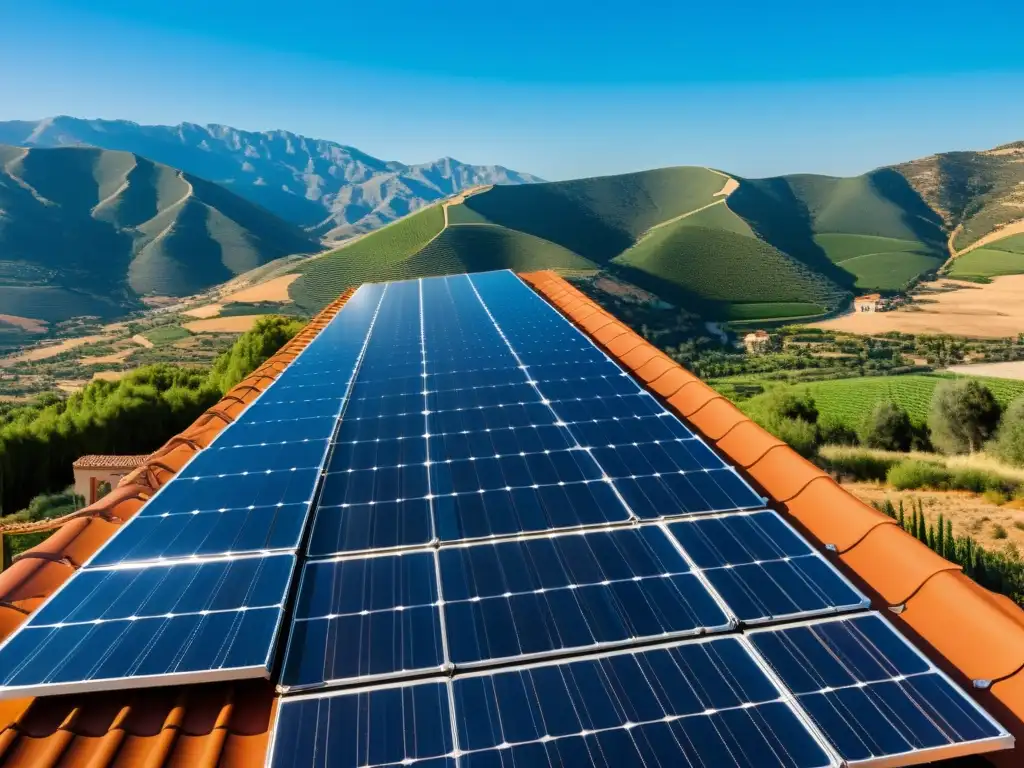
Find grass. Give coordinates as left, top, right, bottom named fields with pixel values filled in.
left=611, top=222, right=843, bottom=317
left=766, top=374, right=1024, bottom=429
left=141, top=324, right=191, bottom=345
left=461, top=167, right=728, bottom=262
left=813, top=233, right=944, bottom=291
left=722, top=302, right=828, bottom=321
left=948, top=239, right=1024, bottom=280
left=406, top=224, right=597, bottom=276
left=288, top=205, right=445, bottom=311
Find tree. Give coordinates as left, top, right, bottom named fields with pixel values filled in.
left=993, top=397, right=1024, bottom=467
left=859, top=401, right=914, bottom=451
left=928, top=379, right=1001, bottom=454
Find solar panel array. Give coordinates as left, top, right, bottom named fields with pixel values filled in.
left=0, top=270, right=1010, bottom=766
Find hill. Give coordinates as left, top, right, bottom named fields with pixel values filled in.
left=0, top=144, right=317, bottom=322
left=0, top=117, right=542, bottom=240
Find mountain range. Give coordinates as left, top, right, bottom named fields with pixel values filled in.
left=0, top=117, right=542, bottom=240
left=287, top=141, right=1024, bottom=320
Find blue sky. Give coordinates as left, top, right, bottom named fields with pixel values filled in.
left=1, top=0, right=1022, bottom=180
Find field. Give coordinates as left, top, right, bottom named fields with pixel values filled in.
left=407, top=224, right=597, bottom=276
left=288, top=205, right=445, bottom=311
left=812, top=276, right=1024, bottom=338
left=721, top=302, right=828, bottom=321
left=948, top=235, right=1024, bottom=280
left=612, top=223, right=842, bottom=317
left=142, top=325, right=191, bottom=345
left=183, top=315, right=263, bottom=333
left=0, top=286, right=121, bottom=323
left=789, top=374, right=1024, bottom=428
left=814, top=233, right=944, bottom=292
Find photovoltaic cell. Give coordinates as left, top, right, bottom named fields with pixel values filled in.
left=748, top=613, right=1012, bottom=765
left=0, top=554, right=294, bottom=697
left=0, top=282, right=387, bottom=699
left=440, top=526, right=730, bottom=665
left=667, top=511, right=870, bottom=623
left=271, top=682, right=454, bottom=768
left=282, top=552, right=444, bottom=690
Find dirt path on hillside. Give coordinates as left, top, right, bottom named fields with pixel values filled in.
left=0, top=335, right=110, bottom=366
left=0, top=315, right=47, bottom=333
left=951, top=219, right=1024, bottom=258
left=643, top=199, right=726, bottom=235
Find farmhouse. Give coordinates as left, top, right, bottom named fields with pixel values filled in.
left=72, top=454, right=149, bottom=504
left=743, top=329, right=771, bottom=353
left=854, top=293, right=883, bottom=312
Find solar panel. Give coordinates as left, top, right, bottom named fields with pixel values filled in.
left=667, top=511, right=870, bottom=623
left=747, top=613, right=1013, bottom=766
left=439, top=525, right=731, bottom=665
left=0, top=282, right=387, bottom=699
left=0, top=554, right=294, bottom=697
left=268, top=636, right=839, bottom=768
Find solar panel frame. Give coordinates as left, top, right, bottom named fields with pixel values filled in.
left=665, top=510, right=871, bottom=625
left=0, top=284, right=389, bottom=701
left=0, top=552, right=300, bottom=699
left=745, top=612, right=1014, bottom=767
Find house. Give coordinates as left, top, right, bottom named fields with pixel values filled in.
left=854, top=293, right=883, bottom=312
left=72, top=454, right=150, bottom=504
left=743, top=329, right=771, bottom=353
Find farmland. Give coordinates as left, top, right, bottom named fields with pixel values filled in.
left=814, top=234, right=945, bottom=292
left=948, top=235, right=1024, bottom=280
left=767, top=374, right=1024, bottom=428
left=288, top=205, right=445, bottom=311
left=612, top=224, right=842, bottom=318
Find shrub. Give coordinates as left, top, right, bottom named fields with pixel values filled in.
left=887, top=459, right=951, bottom=490
left=983, top=489, right=1010, bottom=506
left=818, top=415, right=859, bottom=446
left=821, top=448, right=896, bottom=482
left=992, top=523, right=1009, bottom=539
left=860, top=401, right=914, bottom=451
left=929, top=379, right=1002, bottom=454
left=759, top=413, right=819, bottom=458
left=949, top=468, right=1011, bottom=495
left=993, top=397, right=1024, bottom=467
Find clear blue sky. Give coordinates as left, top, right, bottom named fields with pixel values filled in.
left=1, top=0, right=1022, bottom=180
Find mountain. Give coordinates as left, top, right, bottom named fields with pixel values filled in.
left=286, top=141, right=1024, bottom=321
left=0, top=117, right=543, bottom=240
left=0, top=145, right=318, bottom=322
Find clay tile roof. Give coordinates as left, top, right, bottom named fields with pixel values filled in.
left=520, top=269, right=1024, bottom=765
left=71, top=455, right=150, bottom=470
left=0, top=288, right=356, bottom=767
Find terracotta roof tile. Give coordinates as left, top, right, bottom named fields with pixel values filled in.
left=839, top=523, right=961, bottom=605
left=685, top=397, right=750, bottom=441
left=591, top=322, right=630, bottom=345
left=633, top=355, right=676, bottom=384
left=783, top=476, right=895, bottom=552
left=71, top=455, right=150, bottom=470
left=520, top=269, right=1024, bottom=764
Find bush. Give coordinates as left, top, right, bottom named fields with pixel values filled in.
left=759, top=413, right=819, bottom=458
left=887, top=459, right=951, bottom=490
left=983, top=489, right=1009, bottom=506
left=821, top=449, right=896, bottom=482
left=993, top=396, right=1024, bottom=467
left=929, top=379, right=1002, bottom=454
left=818, top=415, right=859, bottom=446
left=758, top=386, right=819, bottom=424
left=949, top=468, right=1011, bottom=495
left=992, top=523, right=1009, bottom=539
left=860, top=401, right=914, bottom=451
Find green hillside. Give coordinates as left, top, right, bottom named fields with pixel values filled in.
left=460, top=167, right=728, bottom=262
left=727, top=170, right=946, bottom=293
left=0, top=145, right=317, bottom=321
left=289, top=205, right=445, bottom=311
left=947, top=235, right=1024, bottom=280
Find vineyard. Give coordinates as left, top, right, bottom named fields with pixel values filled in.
left=799, top=374, right=1024, bottom=428
left=612, top=224, right=843, bottom=317
left=288, top=205, right=445, bottom=312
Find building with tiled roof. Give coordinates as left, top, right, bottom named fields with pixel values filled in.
left=71, top=455, right=151, bottom=505
left=0, top=276, right=1021, bottom=767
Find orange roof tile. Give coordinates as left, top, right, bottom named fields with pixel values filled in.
left=520, top=269, right=1024, bottom=764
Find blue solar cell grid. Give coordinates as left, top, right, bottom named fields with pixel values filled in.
left=748, top=613, right=1012, bottom=765
left=0, top=282, right=387, bottom=699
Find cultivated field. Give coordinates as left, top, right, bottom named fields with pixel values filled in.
left=0, top=315, right=47, bottom=333
left=946, top=362, right=1024, bottom=380
left=223, top=273, right=300, bottom=303
left=183, top=315, right=263, bottom=333
left=798, top=374, right=1024, bottom=427
left=812, top=276, right=1024, bottom=337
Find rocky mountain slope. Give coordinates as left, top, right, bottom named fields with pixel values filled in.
left=0, top=117, right=542, bottom=241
